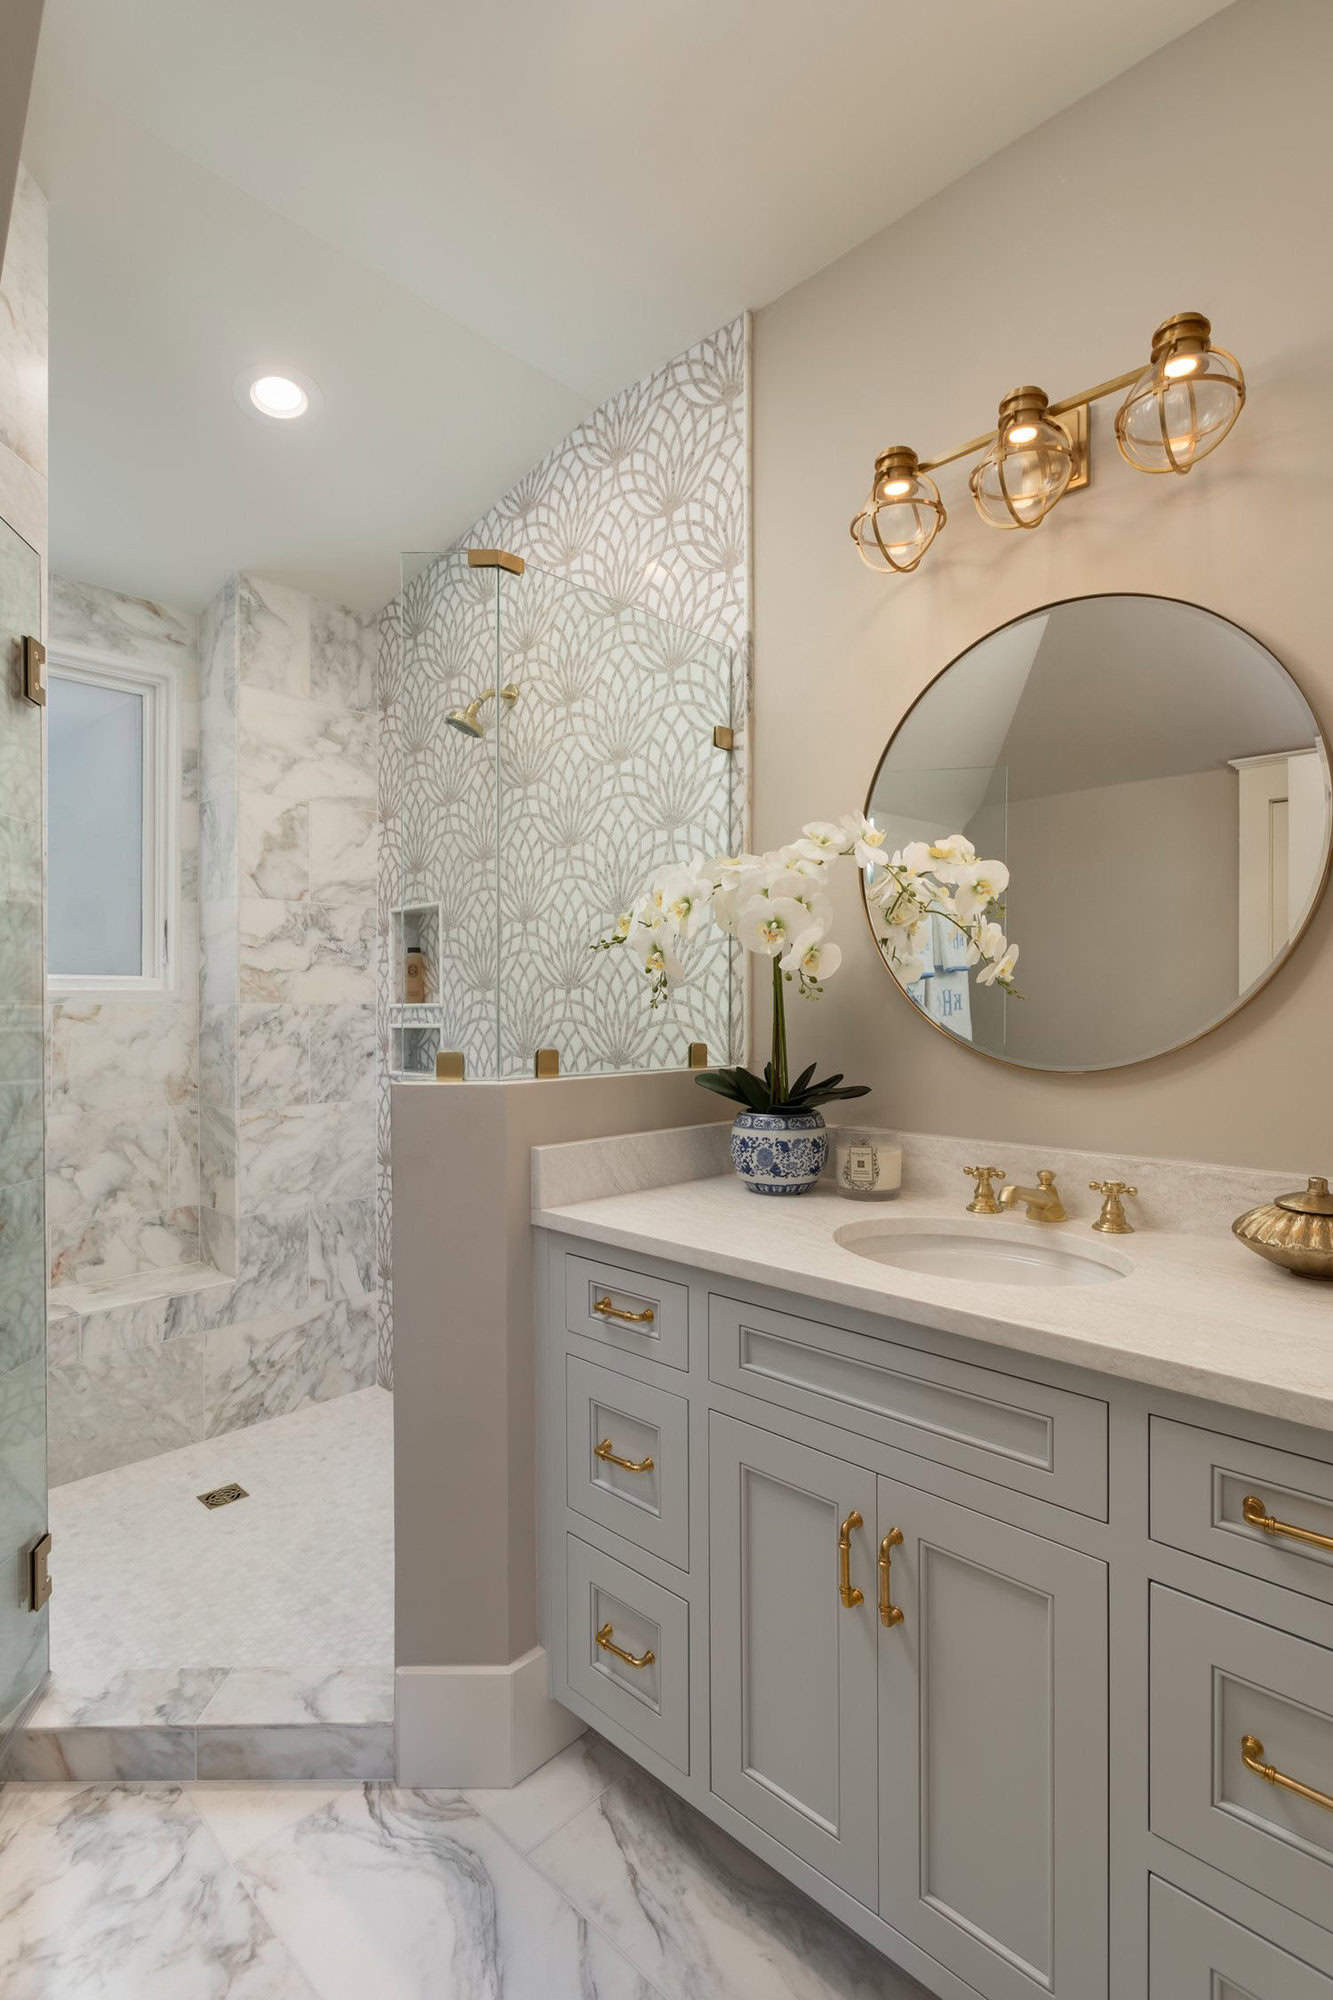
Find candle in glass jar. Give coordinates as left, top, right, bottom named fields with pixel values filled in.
left=832, top=1128, right=902, bottom=1201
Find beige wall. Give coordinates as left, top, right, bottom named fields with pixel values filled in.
left=753, top=0, right=1333, bottom=1171
left=392, top=1072, right=726, bottom=1669
left=1002, top=768, right=1238, bottom=1070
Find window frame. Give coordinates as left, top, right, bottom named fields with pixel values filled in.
left=46, top=648, right=179, bottom=999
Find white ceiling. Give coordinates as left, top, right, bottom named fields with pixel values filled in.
left=24, top=0, right=1233, bottom=613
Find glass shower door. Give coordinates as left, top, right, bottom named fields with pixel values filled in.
left=386, top=551, right=503, bottom=1080
left=495, top=563, right=737, bottom=1076
left=0, top=515, right=48, bottom=1733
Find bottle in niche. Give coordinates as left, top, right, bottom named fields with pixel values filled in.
left=404, top=948, right=426, bottom=1004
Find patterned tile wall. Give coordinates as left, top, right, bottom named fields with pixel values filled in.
left=374, top=314, right=752, bottom=1386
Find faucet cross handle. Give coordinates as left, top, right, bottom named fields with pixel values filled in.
left=963, top=1165, right=1006, bottom=1215
left=1089, top=1180, right=1138, bottom=1235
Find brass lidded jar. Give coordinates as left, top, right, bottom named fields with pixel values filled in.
left=1232, top=1176, right=1333, bottom=1280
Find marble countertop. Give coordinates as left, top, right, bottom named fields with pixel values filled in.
left=533, top=1154, right=1333, bottom=1433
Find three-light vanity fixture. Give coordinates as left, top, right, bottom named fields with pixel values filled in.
left=851, top=311, right=1246, bottom=574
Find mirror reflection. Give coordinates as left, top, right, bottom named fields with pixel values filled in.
left=865, top=594, right=1332, bottom=1071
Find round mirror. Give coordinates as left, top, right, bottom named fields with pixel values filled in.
left=865, top=594, right=1332, bottom=1072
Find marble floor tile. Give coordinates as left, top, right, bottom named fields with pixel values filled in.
left=234, top=1785, right=656, bottom=2000
left=49, top=1387, right=392, bottom=1678
left=529, top=1737, right=933, bottom=2000
left=465, top=1733, right=611, bottom=1854
left=0, top=1781, right=321, bottom=1999
left=185, top=1782, right=359, bottom=1865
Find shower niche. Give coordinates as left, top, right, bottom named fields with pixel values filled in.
left=388, top=903, right=445, bottom=1078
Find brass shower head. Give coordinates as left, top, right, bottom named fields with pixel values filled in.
left=444, top=683, right=519, bottom=739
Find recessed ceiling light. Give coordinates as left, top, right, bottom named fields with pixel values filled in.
left=249, top=373, right=309, bottom=420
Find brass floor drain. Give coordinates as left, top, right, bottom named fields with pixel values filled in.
left=197, top=1482, right=248, bottom=1509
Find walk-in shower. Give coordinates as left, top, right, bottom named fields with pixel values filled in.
left=384, top=547, right=742, bottom=1085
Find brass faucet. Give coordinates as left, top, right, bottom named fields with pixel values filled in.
left=998, top=1170, right=1067, bottom=1223
left=1089, top=1180, right=1137, bottom=1234
left=963, top=1166, right=1006, bottom=1215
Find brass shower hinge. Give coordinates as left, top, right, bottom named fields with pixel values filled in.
left=435, top=1050, right=466, bottom=1080
left=534, top=1047, right=560, bottom=1078
left=713, top=725, right=735, bottom=751
left=467, top=547, right=526, bottom=575
left=27, top=1532, right=52, bottom=1611
left=688, top=1042, right=709, bottom=1068
left=22, top=636, right=46, bottom=707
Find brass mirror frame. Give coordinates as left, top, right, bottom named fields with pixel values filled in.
left=861, top=591, right=1333, bottom=1075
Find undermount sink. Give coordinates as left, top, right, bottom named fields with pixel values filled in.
left=833, top=1216, right=1130, bottom=1288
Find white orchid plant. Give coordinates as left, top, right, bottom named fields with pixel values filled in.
left=595, top=814, right=1019, bottom=1114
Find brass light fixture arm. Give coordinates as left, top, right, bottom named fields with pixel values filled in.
left=916, top=368, right=1142, bottom=473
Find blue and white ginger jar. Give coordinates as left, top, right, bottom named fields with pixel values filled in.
left=730, top=1108, right=828, bottom=1196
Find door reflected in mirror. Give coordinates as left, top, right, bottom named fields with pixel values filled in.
left=865, top=594, right=1332, bottom=1072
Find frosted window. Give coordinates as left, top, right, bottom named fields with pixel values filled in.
left=47, top=674, right=145, bottom=976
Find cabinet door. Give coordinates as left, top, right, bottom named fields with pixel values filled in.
left=877, top=1476, right=1108, bottom=2000
left=709, top=1413, right=878, bottom=1906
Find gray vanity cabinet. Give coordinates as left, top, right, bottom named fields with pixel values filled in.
left=877, top=1477, right=1109, bottom=2000
left=537, top=1231, right=1333, bottom=1999
left=708, top=1415, right=880, bottom=1906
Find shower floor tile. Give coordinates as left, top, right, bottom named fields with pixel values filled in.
left=47, top=1387, right=393, bottom=1689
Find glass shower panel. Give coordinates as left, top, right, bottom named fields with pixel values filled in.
left=388, top=551, right=503, bottom=1080
left=0, top=516, right=48, bottom=1733
left=495, top=563, right=736, bottom=1076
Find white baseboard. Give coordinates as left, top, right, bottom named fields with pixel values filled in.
left=395, top=1646, right=585, bottom=1789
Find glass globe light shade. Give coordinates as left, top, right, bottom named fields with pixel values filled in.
left=1115, top=313, right=1245, bottom=475
left=850, top=447, right=946, bottom=574
left=969, top=388, right=1073, bottom=530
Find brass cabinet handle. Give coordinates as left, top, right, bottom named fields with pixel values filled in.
left=595, top=1622, right=655, bottom=1670
left=593, top=1295, right=656, bottom=1326
left=1241, top=1734, right=1333, bottom=1814
left=838, top=1509, right=865, bottom=1608
left=594, top=1437, right=655, bottom=1474
left=878, top=1528, right=905, bottom=1627
left=1242, top=1493, right=1333, bottom=1555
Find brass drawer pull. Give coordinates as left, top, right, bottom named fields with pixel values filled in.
left=1241, top=1734, right=1333, bottom=1814
left=594, top=1437, right=655, bottom=1474
left=1242, top=1493, right=1333, bottom=1555
left=839, top=1509, right=865, bottom=1608
left=878, top=1528, right=905, bottom=1628
left=593, top=1295, right=656, bottom=1326
left=595, top=1622, right=655, bottom=1670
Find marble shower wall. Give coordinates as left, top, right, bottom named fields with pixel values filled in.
left=375, top=314, right=752, bottom=1387
left=197, top=575, right=380, bottom=1427
left=40, top=574, right=382, bottom=1488
left=45, top=578, right=202, bottom=1286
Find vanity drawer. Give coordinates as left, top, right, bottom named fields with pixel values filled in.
left=1150, top=1878, right=1333, bottom=1998
left=565, top=1355, right=690, bottom=1569
left=1151, top=1585, right=1333, bottom=1931
left=565, top=1534, right=689, bottom=1773
left=564, top=1253, right=689, bottom=1371
left=1151, top=1417, right=1333, bottom=1608
left=708, top=1293, right=1107, bottom=1518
